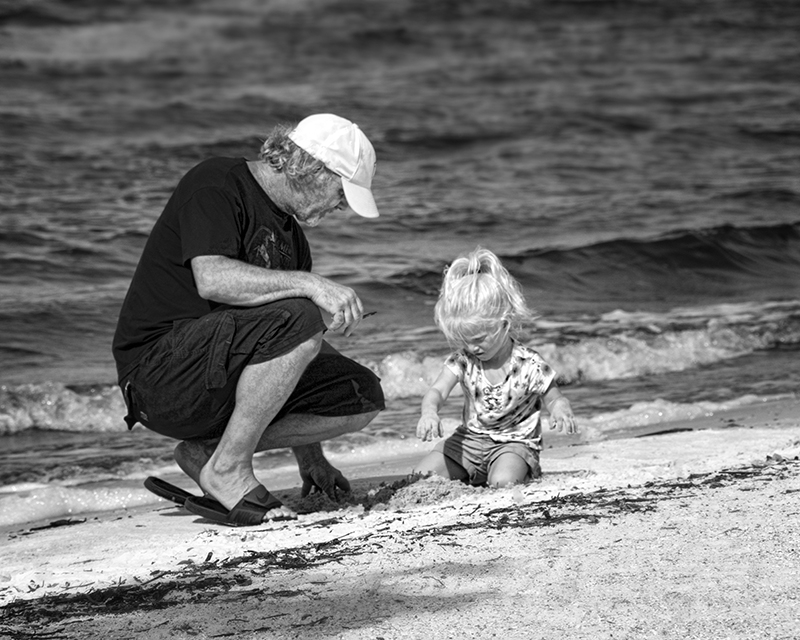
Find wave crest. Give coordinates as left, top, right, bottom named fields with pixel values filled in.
left=3, top=299, right=799, bottom=435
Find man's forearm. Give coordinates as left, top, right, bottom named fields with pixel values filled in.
left=192, top=255, right=319, bottom=306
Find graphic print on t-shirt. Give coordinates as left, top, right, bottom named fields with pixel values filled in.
left=248, top=226, right=294, bottom=269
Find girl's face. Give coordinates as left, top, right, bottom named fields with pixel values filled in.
left=460, top=320, right=510, bottom=363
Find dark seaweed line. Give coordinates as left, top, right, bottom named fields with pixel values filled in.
left=0, top=458, right=797, bottom=638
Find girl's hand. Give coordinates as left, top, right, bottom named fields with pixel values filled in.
left=417, top=370, right=456, bottom=441
left=549, top=396, right=578, bottom=434
left=416, top=413, right=443, bottom=441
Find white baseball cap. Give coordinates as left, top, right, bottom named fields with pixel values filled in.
left=289, top=113, right=379, bottom=218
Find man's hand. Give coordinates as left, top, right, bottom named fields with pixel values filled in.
left=189, top=258, right=364, bottom=335
left=293, top=443, right=351, bottom=500
left=308, top=275, right=364, bottom=337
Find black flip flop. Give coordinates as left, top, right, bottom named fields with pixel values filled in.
left=144, top=476, right=196, bottom=506
left=184, top=484, right=296, bottom=526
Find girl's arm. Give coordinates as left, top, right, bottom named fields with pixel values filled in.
left=543, top=383, right=578, bottom=434
left=416, top=367, right=459, bottom=441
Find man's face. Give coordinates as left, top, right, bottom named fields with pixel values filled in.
left=292, top=172, right=349, bottom=227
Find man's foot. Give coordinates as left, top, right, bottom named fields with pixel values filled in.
left=175, top=439, right=295, bottom=522
left=184, top=485, right=296, bottom=526
left=174, top=439, right=218, bottom=485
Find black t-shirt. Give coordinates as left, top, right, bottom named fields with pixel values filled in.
left=112, top=157, right=312, bottom=381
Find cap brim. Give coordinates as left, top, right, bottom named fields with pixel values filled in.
left=342, top=179, right=379, bottom=218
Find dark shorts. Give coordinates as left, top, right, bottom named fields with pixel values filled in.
left=434, top=427, right=541, bottom=486
left=121, top=298, right=385, bottom=440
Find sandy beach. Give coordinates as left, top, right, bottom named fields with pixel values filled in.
left=1, top=397, right=799, bottom=640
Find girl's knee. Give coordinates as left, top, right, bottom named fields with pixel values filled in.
left=488, top=471, right=525, bottom=488
left=413, top=451, right=446, bottom=477
left=488, top=455, right=530, bottom=487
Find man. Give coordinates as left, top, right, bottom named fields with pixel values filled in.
left=113, top=114, right=385, bottom=526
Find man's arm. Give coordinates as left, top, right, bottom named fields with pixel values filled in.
left=191, top=255, right=364, bottom=333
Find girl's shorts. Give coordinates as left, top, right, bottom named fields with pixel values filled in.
left=434, top=426, right=541, bottom=486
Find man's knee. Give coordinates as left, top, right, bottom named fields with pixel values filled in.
left=246, top=332, right=323, bottom=378
left=296, top=331, right=323, bottom=363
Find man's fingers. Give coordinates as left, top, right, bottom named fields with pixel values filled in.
left=322, top=473, right=351, bottom=501
left=330, top=306, right=364, bottom=336
left=301, top=474, right=351, bottom=502
left=344, top=304, right=364, bottom=336
left=336, top=473, right=351, bottom=495
left=329, top=310, right=346, bottom=331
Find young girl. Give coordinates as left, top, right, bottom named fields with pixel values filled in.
left=414, top=247, right=577, bottom=487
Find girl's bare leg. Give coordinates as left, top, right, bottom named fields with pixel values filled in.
left=487, top=451, right=530, bottom=487
left=413, top=450, right=469, bottom=482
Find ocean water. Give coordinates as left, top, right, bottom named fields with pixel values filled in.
left=1, top=0, right=799, bottom=526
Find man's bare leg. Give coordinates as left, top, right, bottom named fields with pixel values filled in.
left=183, top=334, right=322, bottom=516
left=174, top=332, right=380, bottom=515
left=176, top=411, right=379, bottom=501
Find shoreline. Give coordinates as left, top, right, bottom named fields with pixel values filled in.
left=2, top=397, right=799, bottom=639
left=1, top=394, right=794, bottom=531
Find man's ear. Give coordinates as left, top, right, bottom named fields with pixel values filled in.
left=316, top=168, right=338, bottom=186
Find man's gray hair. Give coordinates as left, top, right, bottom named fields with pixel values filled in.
left=259, top=124, right=329, bottom=191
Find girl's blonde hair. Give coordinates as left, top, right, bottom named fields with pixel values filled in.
left=434, top=247, right=535, bottom=348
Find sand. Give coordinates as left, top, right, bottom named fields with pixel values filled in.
left=1, top=398, right=799, bottom=640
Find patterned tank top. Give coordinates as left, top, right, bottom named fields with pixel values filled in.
left=444, top=340, right=556, bottom=448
